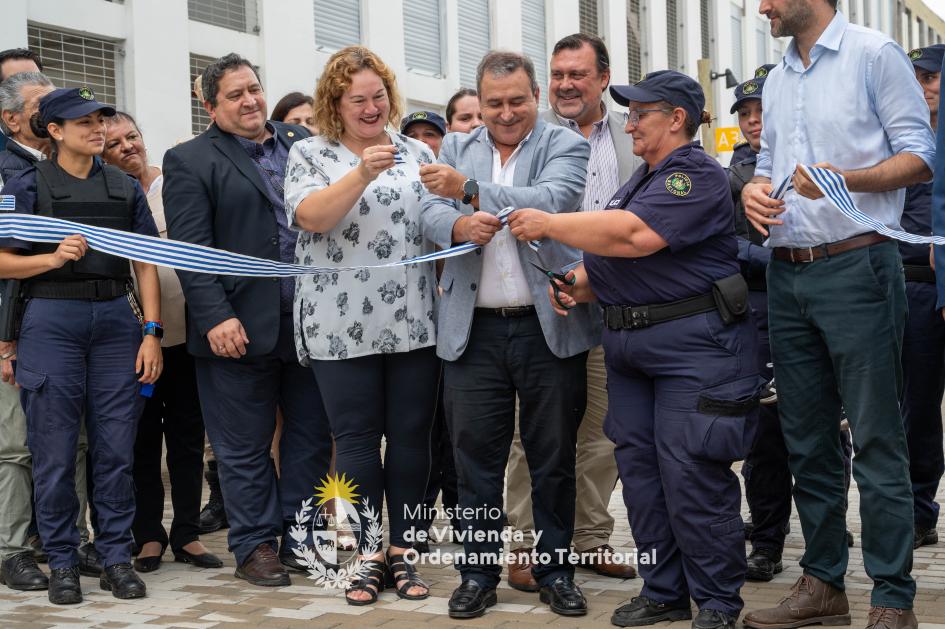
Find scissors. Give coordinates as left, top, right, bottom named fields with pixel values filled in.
left=529, top=261, right=576, bottom=310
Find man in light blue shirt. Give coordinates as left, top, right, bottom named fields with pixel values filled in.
left=742, top=2, right=933, bottom=629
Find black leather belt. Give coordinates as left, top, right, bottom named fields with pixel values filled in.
left=603, top=292, right=717, bottom=331
left=25, top=279, right=129, bottom=300
left=474, top=305, right=537, bottom=318
left=904, top=264, right=935, bottom=283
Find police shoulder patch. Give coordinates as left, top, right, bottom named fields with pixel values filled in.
left=665, top=172, right=692, bottom=197
left=754, top=67, right=768, bottom=78
left=78, top=86, right=94, bottom=100
left=743, top=81, right=759, bottom=95
left=909, top=49, right=923, bottom=61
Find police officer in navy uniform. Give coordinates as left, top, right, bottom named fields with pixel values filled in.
left=0, top=87, right=162, bottom=605
left=730, top=65, right=775, bottom=166
left=903, top=44, right=945, bottom=549
left=509, top=70, right=760, bottom=629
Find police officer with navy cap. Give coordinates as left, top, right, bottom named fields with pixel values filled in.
left=0, top=87, right=162, bottom=604
left=400, top=110, right=447, bottom=157
left=509, top=70, right=760, bottom=629
left=730, top=65, right=775, bottom=166
left=902, top=43, right=945, bottom=549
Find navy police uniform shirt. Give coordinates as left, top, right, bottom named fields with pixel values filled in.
left=0, top=157, right=159, bottom=251
left=584, top=143, right=739, bottom=306
left=899, top=182, right=932, bottom=266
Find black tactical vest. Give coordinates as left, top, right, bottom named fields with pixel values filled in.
left=30, top=160, right=134, bottom=282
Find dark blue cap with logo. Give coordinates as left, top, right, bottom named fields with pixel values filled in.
left=753, top=64, right=777, bottom=79
left=909, top=44, right=945, bottom=73
left=38, top=87, right=116, bottom=124
left=610, top=70, right=705, bottom=129
left=400, top=110, right=446, bottom=136
left=730, top=77, right=766, bottom=114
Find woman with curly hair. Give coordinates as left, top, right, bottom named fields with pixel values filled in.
left=283, top=45, right=437, bottom=606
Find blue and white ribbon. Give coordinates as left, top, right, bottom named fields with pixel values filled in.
left=771, top=165, right=945, bottom=245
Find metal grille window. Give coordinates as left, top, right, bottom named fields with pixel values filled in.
left=730, top=4, right=744, bottom=83
left=458, top=0, right=490, bottom=89
left=905, top=9, right=913, bottom=49
left=190, top=53, right=215, bottom=136
left=700, top=0, right=712, bottom=60
left=521, top=0, right=547, bottom=108
left=313, top=0, right=361, bottom=51
left=666, top=0, right=679, bottom=71
left=27, top=24, right=121, bottom=108
left=188, top=0, right=258, bottom=34
left=404, top=0, right=443, bottom=77
left=756, top=21, right=768, bottom=67
left=627, top=0, right=644, bottom=79
left=579, top=0, right=599, bottom=36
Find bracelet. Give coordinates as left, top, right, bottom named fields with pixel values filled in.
left=0, top=351, right=16, bottom=360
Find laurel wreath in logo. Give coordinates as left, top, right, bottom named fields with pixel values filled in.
left=289, top=496, right=382, bottom=589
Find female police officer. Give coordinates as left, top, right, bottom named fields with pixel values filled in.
left=0, top=87, right=162, bottom=605
left=509, top=71, right=760, bottom=629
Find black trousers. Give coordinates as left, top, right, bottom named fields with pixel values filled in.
left=418, top=368, right=460, bottom=532
left=132, top=344, right=205, bottom=551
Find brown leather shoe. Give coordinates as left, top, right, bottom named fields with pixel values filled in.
left=576, top=544, right=637, bottom=579
left=507, top=550, right=539, bottom=592
left=866, top=608, right=917, bottom=629
left=743, top=574, right=850, bottom=628
left=234, top=543, right=290, bottom=587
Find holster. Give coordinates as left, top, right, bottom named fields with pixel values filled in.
left=711, top=273, right=749, bottom=325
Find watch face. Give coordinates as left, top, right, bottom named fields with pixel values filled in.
left=463, top=179, right=478, bottom=196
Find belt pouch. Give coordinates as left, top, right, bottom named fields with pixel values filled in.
left=711, top=273, right=749, bottom=325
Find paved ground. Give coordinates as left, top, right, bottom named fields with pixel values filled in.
left=3, top=465, right=945, bottom=628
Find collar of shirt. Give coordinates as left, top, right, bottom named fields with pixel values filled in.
left=783, top=10, right=845, bottom=72
left=554, top=102, right=609, bottom=134
left=485, top=129, right=533, bottom=155
left=234, top=122, right=277, bottom=158
left=10, top=139, right=46, bottom=162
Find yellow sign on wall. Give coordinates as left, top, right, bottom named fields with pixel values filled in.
left=715, top=127, right=744, bottom=152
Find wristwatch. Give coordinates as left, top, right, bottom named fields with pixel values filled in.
left=143, top=320, right=164, bottom=339
left=462, top=178, right=479, bottom=205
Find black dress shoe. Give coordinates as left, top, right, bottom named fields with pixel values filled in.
left=100, top=563, right=147, bottom=599
left=448, top=580, right=497, bottom=619
left=915, top=526, right=938, bottom=549
left=539, top=576, right=587, bottom=616
left=611, top=595, right=692, bottom=627
left=48, top=566, right=82, bottom=605
left=77, top=542, right=102, bottom=577
left=278, top=539, right=311, bottom=572
left=0, top=551, right=48, bottom=590
left=693, top=608, right=736, bottom=629
left=133, top=554, right=162, bottom=573
left=199, top=501, right=228, bottom=534
left=745, top=547, right=783, bottom=582
left=846, top=529, right=854, bottom=547
left=173, top=548, right=223, bottom=569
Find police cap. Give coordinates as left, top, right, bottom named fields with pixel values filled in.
left=909, top=44, right=945, bottom=73
left=610, top=70, right=705, bottom=130
left=400, top=110, right=447, bottom=136
left=730, top=77, right=766, bottom=114
left=38, top=87, right=116, bottom=125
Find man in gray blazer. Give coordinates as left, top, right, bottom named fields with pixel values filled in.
left=420, top=51, right=599, bottom=619
left=505, top=34, right=642, bottom=590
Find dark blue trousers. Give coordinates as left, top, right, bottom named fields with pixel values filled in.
left=901, top=280, right=945, bottom=530
left=603, top=311, right=760, bottom=617
left=17, top=297, right=144, bottom=569
left=195, top=314, right=331, bottom=565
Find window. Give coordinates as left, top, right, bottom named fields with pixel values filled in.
left=863, top=0, right=871, bottom=27
left=756, top=21, right=768, bottom=67
left=521, top=0, right=547, bottom=107
left=700, top=0, right=713, bottom=60
left=666, top=0, right=679, bottom=71
left=313, top=0, right=361, bottom=51
left=579, top=0, right=599, bottom=36
left=458, top=0, right=490, bottom=89
left=27, top=24, right=121, bottom=108
left=730, top=4, right=744, bottom=83
left=190, top=53, right=215, bottom=136
left=628, top=0, right=644, bottom=79
left=188, top=0, right=258, bottom=34
left=905, top=9, right=913, bottom=49
left=403, top=0, right=443, bottom=77
left=918, top=18, right=926, bottom=47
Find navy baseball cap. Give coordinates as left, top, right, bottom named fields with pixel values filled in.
left=909, top=45, right=945, bottom=73
left=730, top=77, right=766, bottom=114
left=610, top=70, right=705, bottom=129
left=400, top=110, right=446, bottom=136
left=753, top=64, right=777, bottom=79
left=38, top=87, right=115, bottom=124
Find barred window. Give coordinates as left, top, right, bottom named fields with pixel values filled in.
left=521, top=0, right=547, bottom=108
left=188, top=0, right=259, bottom=34
left=27, top=23, right=121, bottom=108
left=666, top=0, right=679, bottom=71
left=313, top=0, right=361, bottom=51
left=627, top=0, right=644, bottom=80
left=404, top=0, right=444, bottom=77
left=579, top=0, right=599, bottom=36
left=190, top=53, right=215, bottom=136
left=700, top=0, right=712, bottom=60
left=458, top=0, right=490, bottom=89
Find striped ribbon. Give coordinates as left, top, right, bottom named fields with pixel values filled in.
left=771, top=165, right=945, bottom=245
left=0, top=205, right=536, bottom=276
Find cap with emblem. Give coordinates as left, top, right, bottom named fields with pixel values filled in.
left=754, top=64, right=777, bottom=79
left=400, top=110, right=447, bottom=137
left=909, top=44, right=945, bottom=73
left=730, top=77, right=767, bottom=114
left=38, top=87, right=116, bottom=125
left=610, top=70, right=706, bottom=131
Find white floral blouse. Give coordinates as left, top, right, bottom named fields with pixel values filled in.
left=284, top=130, right=437, bottom=362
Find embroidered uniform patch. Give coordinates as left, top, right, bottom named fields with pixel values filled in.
left=0, top=196, right=15, bottom=211
left=665, top=173, right=692, bottom=197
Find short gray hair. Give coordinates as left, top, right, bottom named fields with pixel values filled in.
left=476, top=51, right=538, bottom=95
left=0, top=71, right=53, bottom=135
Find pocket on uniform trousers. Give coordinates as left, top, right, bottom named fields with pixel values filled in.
left=15, top=364, right=46, bottom=393
left=689, top=375, right=761, bottom=463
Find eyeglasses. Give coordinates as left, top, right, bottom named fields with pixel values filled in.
left=623, top=108, right=671, bottom=126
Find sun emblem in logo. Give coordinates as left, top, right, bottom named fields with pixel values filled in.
left=412, top=111, right=428, bottom=120
left=909, top=49, right=923, bottom=61
left=754, top=66, right=769, bottom=78
left=743, top=81, right=759, bottom=95
left=665, top=172, right=692, bottom=197
left=78, top=87, right=94, bottom=101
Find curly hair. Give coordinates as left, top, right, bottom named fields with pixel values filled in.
left=314, top=46, right=403, bottom=142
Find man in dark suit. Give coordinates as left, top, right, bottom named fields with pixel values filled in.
left=163, top=53, right=331, bottom=586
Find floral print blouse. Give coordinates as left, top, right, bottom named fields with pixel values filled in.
left=284, top=130, right=437, bottom=362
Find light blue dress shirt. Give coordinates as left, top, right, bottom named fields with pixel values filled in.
left=756, top=11, right=935, bottom=248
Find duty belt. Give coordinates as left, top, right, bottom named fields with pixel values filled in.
left=903, top=264, right=935, bottom=283
left=25, top=279, right=129, bottom=300
left=603, top=292, right=717, bottom=331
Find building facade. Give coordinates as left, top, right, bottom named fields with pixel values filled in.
left=1, top=0, right=942, bottom=164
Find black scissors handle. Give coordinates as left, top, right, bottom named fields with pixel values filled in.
left=529, top=262, right=576, bottom=310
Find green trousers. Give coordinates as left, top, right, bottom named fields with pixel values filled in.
left=768, top=240, right=914, bottom=609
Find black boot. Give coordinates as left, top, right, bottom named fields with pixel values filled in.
left=48, top=566, right=82, bottom=605
left=0, top=551, right=48, bottom=591
left=199, top=461, right=228, bottom=534
left=100, top=563, right=147, bottom=599
left=77, top=542, right=102, bottom=577
left=745, top=547, right=783, bottom=582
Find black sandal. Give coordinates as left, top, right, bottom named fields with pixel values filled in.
left=345, top=559, right=387, bottom=606
left=387, top=549, right=429, bottom=600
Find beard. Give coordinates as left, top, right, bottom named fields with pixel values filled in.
left=770, top=0, right=815, bottom=38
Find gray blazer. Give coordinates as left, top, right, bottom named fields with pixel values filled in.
left=539, top=108, right=640, bottom=186
left=420, top=118, right=602, bottom=362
